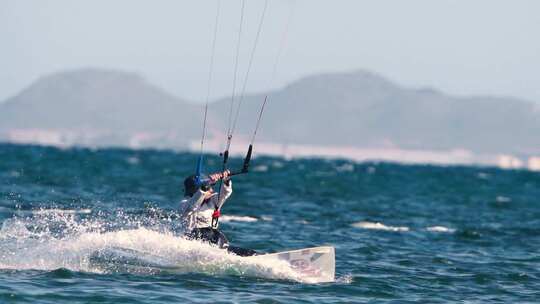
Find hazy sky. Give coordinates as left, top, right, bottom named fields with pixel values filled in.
left=2, top=0, right=540, bottom=103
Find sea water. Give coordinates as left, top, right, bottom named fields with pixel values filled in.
left=0, top=143, right=539, bottom=303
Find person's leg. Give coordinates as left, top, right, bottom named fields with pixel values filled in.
left=227, top=246, right=258, bottom=257
left=212, top=229, right=230, bottom=249
left=213, top=230, right=257, bottom=256
left=187, top=227, right=215, bottom=243
left=188, top=228, right=256, bottom=256
left=187, top=228, right=230, bottom=249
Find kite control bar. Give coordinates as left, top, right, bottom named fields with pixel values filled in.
left=231, top=144, right=252, bottom=176
left=197, top=144, right=253, bottom=186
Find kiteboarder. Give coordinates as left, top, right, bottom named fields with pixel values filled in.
left=179, top=170, right=257, bottom=257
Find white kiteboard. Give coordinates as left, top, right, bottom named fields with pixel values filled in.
left=90, top=245, right=335, bottom=283
left=247, top=246, right=335, bottom=283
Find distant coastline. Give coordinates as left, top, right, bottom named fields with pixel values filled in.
left=1, top=129, right=538, bottom=172
left=1, top=68, right=539, bottom=171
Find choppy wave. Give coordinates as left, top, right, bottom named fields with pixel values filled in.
left=351, top=221, right=409, bottom=232
left=2, top=144, right=540, bottom=302
left=426, top=226, right=456, bottom=233
left=351, top=222, right=456, bottom=233
left=0, top=212, right=311, bottom=283
left=335, top=163, right=355, bottom=172
left=219, top=215, right=258, bottom=223
left=495, top=196, right=512, bottom=203
left=335, top=274, right=354, bottom=284
left=31, top=208, right=93, bottom=215
left=252, top=165, right=269, bottom=172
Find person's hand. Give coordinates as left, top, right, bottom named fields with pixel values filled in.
left=222, top=170, right=231, bottom=180
left=208, top=170, right=231, bottom=185
left=222, top=170, right=231, bottom=185
left=209, top=173, right=221, bottom=183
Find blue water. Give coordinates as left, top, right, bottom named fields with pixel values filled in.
left=1, top=143, right=539, bottom=303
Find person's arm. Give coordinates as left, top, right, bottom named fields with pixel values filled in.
left=206, top=169, right=232, bottom=208
left=215, top=179, right=232, bottom=207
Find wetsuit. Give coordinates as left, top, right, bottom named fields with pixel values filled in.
left=179, top=180, right=257, bottom=257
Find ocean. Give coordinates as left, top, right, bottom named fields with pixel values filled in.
left=0, top=143, right=539, bottom=303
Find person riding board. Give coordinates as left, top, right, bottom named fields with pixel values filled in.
left=179, top=170, right=257, bottom=257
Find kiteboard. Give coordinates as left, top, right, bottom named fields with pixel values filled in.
left=247, top=246, right=335, bottom=283
left=89, top=245, right=335, bottom=283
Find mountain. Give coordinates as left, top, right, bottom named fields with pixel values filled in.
left=1, top=68, right=539, bottom=155
left=0, top=69, right=207, bottom=148
left=210, top=70, right=540, bottom=154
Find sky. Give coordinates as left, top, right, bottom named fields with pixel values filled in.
left=2, top=0, right=540, bottom=103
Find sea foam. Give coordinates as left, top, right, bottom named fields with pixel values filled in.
left=219, top=215, right=258, bottom=223
left=351, top=221, right=409, bottom=232
left=426, top=226, right=456, bottom=233
left=0, top=211, right=316, bottom=283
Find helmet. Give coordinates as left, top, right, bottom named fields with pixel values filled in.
left=184, top=175, right=210, bottom=197
left=183, top=175, right=199, bottom=197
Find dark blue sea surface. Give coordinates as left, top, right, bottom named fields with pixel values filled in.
left=1, top=143, right=539, bottom=303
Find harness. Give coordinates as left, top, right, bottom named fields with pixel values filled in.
left=201, top=195, right=221, bottom=229
left=211, top=208, right=221, bottom=228
left=211, top=195, right=221, bottom=228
